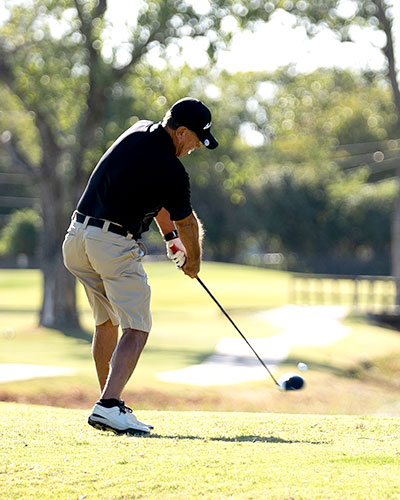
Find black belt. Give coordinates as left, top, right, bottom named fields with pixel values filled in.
left=75, top=213, right=138, bottom=239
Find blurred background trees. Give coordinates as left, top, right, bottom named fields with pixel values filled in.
left=0, top=208, right=41, bottom=262
left=0, top=0, right=399, bottom=328
left=0, top=0, right=229, bottom=329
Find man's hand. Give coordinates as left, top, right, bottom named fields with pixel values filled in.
left=166, top=238, right=186, bottom=268
left=168, top=242, right=199, bottom=278
left=175, top=212, right=202, bottom=279
left=156, top=209, right=201, bottom=279
left=181, top=261, right=199, bottom=279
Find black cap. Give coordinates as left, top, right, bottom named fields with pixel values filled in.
left=169, top=97, right=218, bottom=150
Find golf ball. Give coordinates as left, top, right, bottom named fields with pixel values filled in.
left=297, top=362, right=308, bottom=372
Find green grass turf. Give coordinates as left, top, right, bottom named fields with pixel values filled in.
left=1, top=263, right=400, bottom=415
left=0, top=262, right=289, bottom=378
left=1, top=402, right=400, bottom=500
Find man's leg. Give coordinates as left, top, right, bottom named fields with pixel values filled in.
left=88, top=327, right=151, bottom=435
left=92, top=319, right=119, bottom=391
left=101, top=328, right=149, bottom=400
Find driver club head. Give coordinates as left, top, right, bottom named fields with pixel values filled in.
left=278, top=373, right=305, bottom=391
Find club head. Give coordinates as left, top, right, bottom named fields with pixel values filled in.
left=278, top=373, right=305, bottom=391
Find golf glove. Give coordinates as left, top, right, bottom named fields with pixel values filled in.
left=166, top=238, right=186, bottom=268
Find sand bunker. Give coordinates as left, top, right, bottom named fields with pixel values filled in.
left=158, top=305, right=349, bottom=386
left=0, top=364, right=76, bottom=383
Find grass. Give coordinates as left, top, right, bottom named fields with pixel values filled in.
left=2, top=266, right=400, bottom=499
left=1, top=263, right=400, bottom=415
left=1, top=402, right=400, bottom=500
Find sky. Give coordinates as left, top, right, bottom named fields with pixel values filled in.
left=0, top=0, right=398, bottom=76
left=217, top=9, right=387, bottom=74
left=102, top=0, right=398, bottom=75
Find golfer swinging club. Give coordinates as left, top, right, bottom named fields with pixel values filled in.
left=62, top=98, right=218, bottom=435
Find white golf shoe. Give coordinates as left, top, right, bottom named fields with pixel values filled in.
left=88, top=401, right=151, bottom=435
left=122, top=401, right=154, bottom=430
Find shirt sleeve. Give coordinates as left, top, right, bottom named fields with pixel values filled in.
left=162, top=166, right=193, bottom=221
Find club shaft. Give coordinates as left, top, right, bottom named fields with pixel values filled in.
left=196, top=276, right=279, bottom=386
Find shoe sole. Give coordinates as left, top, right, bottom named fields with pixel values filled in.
left=88, top=417, right=150, bottom=436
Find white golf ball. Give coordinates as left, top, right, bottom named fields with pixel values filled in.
left=297, top=362, right=308, bottom=372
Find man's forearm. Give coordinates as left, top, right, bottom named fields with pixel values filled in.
left=175, top=212, right=203, bottom=276
left=154, top=207, right=176, bottom=236
left=176, top=212, right=203, bottom=258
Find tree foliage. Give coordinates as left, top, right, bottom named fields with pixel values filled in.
left=0, top=208, right=42, bottom=257
left=0, top=0, right=399, bottom=328
left=0, top=0, right=233, bottom=328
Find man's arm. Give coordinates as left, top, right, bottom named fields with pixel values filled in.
left=155, top=208, right=203, bottom=278
left=175, top=212, right=203, bottom=278
left=154, top=207, right=177, bottom=236
left=155, top=207, right=186, bottom=266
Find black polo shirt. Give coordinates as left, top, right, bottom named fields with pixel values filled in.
left=77, top=121, right=192, bottom=238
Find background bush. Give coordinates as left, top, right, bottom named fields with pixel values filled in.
left=0, top=209, right=42, bottom=258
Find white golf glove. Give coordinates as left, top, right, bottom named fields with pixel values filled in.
left=166, top=237, right=187, bottom=268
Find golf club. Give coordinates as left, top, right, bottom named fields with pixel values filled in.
left=196, top=276, right=304, bottom=391
left=168, top=244, right=304, bottom=390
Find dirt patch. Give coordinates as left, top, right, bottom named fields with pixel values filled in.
left=1, top=374, right=400, bottom=415
left=0, top=387, right=240, bottom=411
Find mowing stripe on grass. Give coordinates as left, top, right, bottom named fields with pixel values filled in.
left=2, top=402, right=400, bottom=500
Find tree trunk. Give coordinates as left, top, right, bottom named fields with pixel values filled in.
left=374, top=0, right=400, bottom=305
left=391, top=173, right=400, bottom=307
left=40, top=253, right=80, bottom=329
left=38, top=169, right=81, bottom=329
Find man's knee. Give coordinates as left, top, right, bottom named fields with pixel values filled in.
left=122, top=328, right=149, bottom=346
left=97, top=319, right=116, bottom=328
left=122, top=327, right=148, bottom=334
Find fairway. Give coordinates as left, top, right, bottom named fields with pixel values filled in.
left=1, top=402, right=400, bottom=500
left=2, top=266, right=400, bottom=499
left=2, top=264, right=400, bottom=415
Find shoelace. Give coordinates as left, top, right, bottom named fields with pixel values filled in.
left=117, top=401, right=150, bottom=428
left=118, top=401, right=133, bottom=415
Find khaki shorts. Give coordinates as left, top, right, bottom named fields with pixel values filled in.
left=62, top=216, right=151, bottom=332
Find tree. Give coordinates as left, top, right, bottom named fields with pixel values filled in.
left=2, top=0, right=399, bottom=331
left=227, top=0, right=400, bottom=289
left=0, top=208, right=41, bottom=258
left=0, top=0, right=230, bottom=329
left=240, top=68, right=397, bottom=273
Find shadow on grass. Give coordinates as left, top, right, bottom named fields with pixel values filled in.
left=144, top=346, right=213, bottom=366
left=148, top=434, right=329, bottom=445
left=58, top=326, right=92, bottom=343
left=0, top=307, right=37, bottom=313
left=366, top=313, right=400, bottom=332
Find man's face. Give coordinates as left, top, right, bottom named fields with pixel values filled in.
left=175, top=127, right=201, bottom=158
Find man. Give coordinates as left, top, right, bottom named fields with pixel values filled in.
left=62, top=97, right=218, bottom=436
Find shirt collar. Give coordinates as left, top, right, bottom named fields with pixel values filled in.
left=150, top=122, right=176, bottom=156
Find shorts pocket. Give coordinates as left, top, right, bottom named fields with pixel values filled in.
left=66, top=221, right=78, bottom=236
left=130, top=242, right=146, bottom=261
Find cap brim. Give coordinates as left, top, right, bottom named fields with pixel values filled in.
left=198, top=130, right=219, bottom=150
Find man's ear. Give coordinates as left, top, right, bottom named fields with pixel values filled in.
left=175, top=126, right=187, bottom=141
